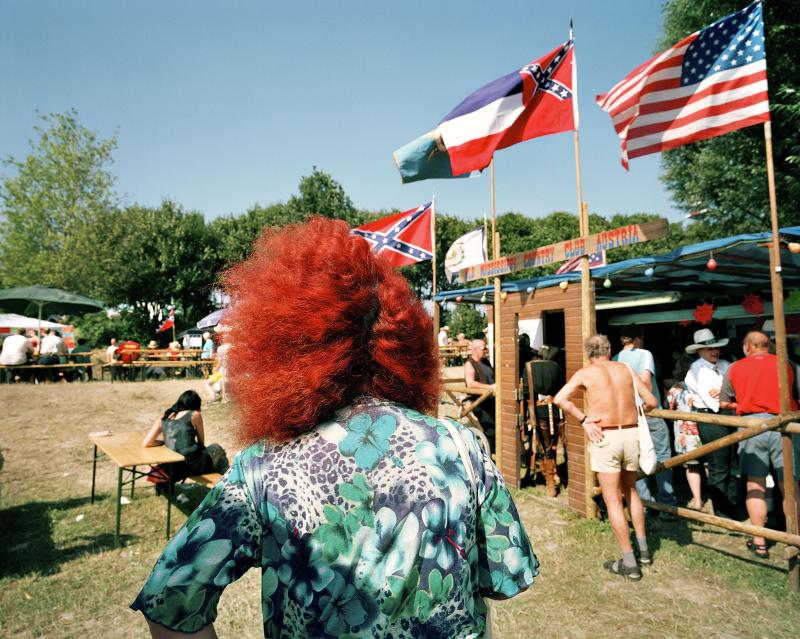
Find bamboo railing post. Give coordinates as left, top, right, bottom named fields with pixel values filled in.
left=764, top=121, right=798, bottom=591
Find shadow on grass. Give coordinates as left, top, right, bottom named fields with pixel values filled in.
left=0, top=495, right=135, bottom=578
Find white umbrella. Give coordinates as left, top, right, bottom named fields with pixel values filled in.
left=0, top=313, right=66, bottom=330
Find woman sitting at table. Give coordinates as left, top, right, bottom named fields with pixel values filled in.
left=142, top=390, right=213, bottom=485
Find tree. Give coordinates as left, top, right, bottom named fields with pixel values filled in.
left=401, top=211, right=475, bottom=298
left=446, top=303, right=487, bottom=340
left=209, top=202, right=299, bottom=268
left=94, top=201, right=218, bottom=335
left=0, top=110, right=119, bottom=295
left=287, top=167, right=359, bottom=225
left=659, top=0, right=800, bottom=234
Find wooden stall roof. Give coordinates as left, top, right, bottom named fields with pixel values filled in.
left=435, top=225, right=800, bottom=306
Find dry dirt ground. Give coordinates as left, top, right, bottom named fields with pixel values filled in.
left=0, top=380, right=798, bottom=639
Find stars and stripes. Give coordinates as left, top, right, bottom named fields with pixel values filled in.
left=596, top=1, right=769, bottom=168
left=352, top=203, right=433, bottom=268
left=555, top=251, right=606, bottom=274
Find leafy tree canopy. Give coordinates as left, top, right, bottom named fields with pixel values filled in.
left=658, top=0, right=800, bottom=234
left=287, top=166, right=359, bottom=225
left=0, top=110, right=118, bottom=295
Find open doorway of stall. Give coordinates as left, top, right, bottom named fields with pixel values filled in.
left=542, top=309, right=566, bottom=372
left=518, top=309, right=569, bottom=491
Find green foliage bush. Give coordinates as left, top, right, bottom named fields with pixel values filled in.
left=74, top=310, right=148, bottom=347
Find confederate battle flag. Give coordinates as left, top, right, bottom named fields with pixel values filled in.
left=352, top=203, right=433, bottom=268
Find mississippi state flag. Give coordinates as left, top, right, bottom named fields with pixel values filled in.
left=352, top=203, right=433, bottom=268
left=439, top=40, right=576, bottom=176
left=157, top=307, right=175, bottom=333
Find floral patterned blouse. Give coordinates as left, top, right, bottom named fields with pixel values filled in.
left=131, top=398, right=537, bottom=638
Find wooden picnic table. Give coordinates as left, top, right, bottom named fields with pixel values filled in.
left=139, top=348, right=203, bottom=359
left=89, top=431, right=185, bottom=546
left=0, top=362, right=92, bottom=382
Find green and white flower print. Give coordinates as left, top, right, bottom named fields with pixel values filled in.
left=132, top=398, right=537, bottom=638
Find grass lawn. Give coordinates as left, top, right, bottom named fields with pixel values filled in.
left=0, top=380, right=798, bottom=638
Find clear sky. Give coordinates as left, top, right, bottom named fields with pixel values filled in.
left=0, top=1, right=682, bottom=224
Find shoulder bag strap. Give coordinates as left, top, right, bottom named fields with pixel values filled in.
left=442, top=419, right=477, bottom=491
left=622, top=362, right=646, bottom=419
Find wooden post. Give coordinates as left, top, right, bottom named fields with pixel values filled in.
left=490, top=158, right=504, bottom=470
left=574, top=126, right=597, bottom=519
left=431, top=196, right=440, bottom=347
left=764, top=121, right=799, bottom=591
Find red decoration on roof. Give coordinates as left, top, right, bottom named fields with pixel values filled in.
left=741, top=293, right=764, bottom=316
left=693, top=303, right=715, bottom=325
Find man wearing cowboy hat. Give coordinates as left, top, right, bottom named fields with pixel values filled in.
left=684, top=328, right=737, bottom=518
left=438, top=325, right=451, bottom=347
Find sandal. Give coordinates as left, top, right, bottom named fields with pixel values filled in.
left=746, top=539, right=769, bottom=559
left=603, top=559, right=642, bottom=581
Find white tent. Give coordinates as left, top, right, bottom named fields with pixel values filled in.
left=0, top=313, right=66, bottom=330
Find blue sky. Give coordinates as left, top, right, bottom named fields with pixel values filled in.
left=0, top=1, right=682, bottom=224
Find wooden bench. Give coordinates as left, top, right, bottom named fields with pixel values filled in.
left=0, top=362, right=93, bottom=382
left=101, top=360, right=203, bottom=381
left=187, top=473, right=222, bottom=489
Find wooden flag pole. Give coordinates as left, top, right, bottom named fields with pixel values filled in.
left=490, top=157, right=504, bottom=470
left=431, top=196, right=440, bottom=349
left=764, top=120, right=799, bottom=592
left=484, top=212, right=490, bottom=286
left=490, top=159, right=497, bottom=259
left=570, top=17, right=598, bottom=517
left=574, top=126, right=597, bottom=520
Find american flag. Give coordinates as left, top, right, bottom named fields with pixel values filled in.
left=555, top=250, right=606, bottom=275
left=597, top=1, right=769, bottom=168
left=351, top=203, right=433, bottom=268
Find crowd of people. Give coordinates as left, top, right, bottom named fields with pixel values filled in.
left=0, top=327, right=228, bottom=385
left=452, top=318, right=798, bottom=580
left=0, top=327, right=93, bottom=382
left=552, top=325, right=800, bottom=579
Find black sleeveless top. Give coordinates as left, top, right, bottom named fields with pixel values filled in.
left=162, top=411, right=203, bottom=464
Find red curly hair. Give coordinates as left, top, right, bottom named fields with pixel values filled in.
left=223, top=216, right=439, bottom=444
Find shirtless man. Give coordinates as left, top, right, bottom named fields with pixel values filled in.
left=555, top=334, right=658, bottom=580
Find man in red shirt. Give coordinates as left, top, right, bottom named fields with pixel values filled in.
left=115, top=339, right=141, bottom=380
left=719, top=330, right=798, bottom=558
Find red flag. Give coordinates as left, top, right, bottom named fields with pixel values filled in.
left=597, top=2, right=769, bottom=168
left=351, top=203, right=433, bottom=268
left=157, top=307, right=175, bottom=333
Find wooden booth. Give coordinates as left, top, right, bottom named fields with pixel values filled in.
left=436, top=225, right=800, bottom=523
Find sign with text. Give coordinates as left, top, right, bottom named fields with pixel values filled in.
left=457, top=218, right=668, bottom=283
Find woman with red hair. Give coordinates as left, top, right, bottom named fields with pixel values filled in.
left=132, top=217, right=537, bottom=638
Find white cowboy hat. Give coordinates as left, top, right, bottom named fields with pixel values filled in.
left=685, top=328, right=729, bottom=353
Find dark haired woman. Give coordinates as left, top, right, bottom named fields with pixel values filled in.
left=132, top=217, right=537, bottom=639
left=142, top=390, right=212, bottom=485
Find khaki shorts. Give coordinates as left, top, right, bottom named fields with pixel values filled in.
left=588, top=427, right=640, bottom=473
